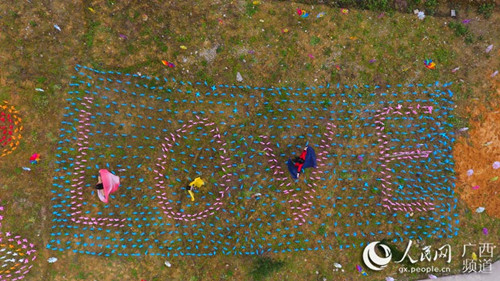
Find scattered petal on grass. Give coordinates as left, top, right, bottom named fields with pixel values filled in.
left=119, top=34, right=127, bottom=39
left=492, top=70, right=498, bottom=78
left=308, top=54, right=314, bottom=59
left=417, top=11, right=425, bottom=20
left=281, top=28, right=289, bottom=33
left=485, top=44, right=493, bottom=53
left=48, top=257, right=58, bottom=263
left=493, top=161, right=500, bottom=169
left=180, top=45, right=187, bottom=50
left=357, top=155, right=363, bottom=161
left=248, top=50, right=255, bottom=54
left=236, top=72, right=243, bottom=82
left=476, top=207, right=485, bottom=213
left=483, top=141, right=493, bottom=146
left=22, top=167, right=31, bottom=171
left=334, top=263, right=342, bottom=268
left=428, top=274, right=437, bottom=279
left=451, top=67, right=460, bottom=73
left=467, top=169, right=474, bottom=176
left=491, top=176, right=498, bottom=182
left=88, top=7, right=95, bottom=13
left=472, top=252, right=478, bottom=260
left=459, top=127, right=469, bottom=132
left=164, top=261, right=172, bottom=267
left=317, top=12, right=325, bottom=18
left=341, top=8, right=349, bottom=15
left=35, top=88, right=44, bottom=92
left=369, top=59, right=377, bottom=63
left=386, top=277, right=394, bottom=281
left=462, top=19, right=471, bottom=24
left=54, top=24, right=61, bottom=31
left=378, top=13, right=385, bottom=18
left=335, top=65, right=341, bottom=70
left=472, top=185, right=480, bottom=190
left=483, top=228, right=489, bottom=235
left=252, top=1, right=260, bottom=5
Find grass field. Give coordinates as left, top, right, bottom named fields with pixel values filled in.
left=0, top=1, right=499, bottom=281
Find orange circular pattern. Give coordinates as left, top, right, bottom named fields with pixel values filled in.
left=0, top=102, right=23, bottom=158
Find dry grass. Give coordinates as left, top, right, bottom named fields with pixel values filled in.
left=0, top=1, right=499, bottom=280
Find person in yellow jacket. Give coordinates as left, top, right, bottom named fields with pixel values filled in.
left=186, top=177, right=205, bottom=201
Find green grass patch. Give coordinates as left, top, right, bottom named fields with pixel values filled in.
left=32, top=93, right=49, bottom=112
left=246, top=2, right=259, bottom=17
left=84, top=20, right=101, bottom=48
left=447, top=21, right=475, bottom=44
left=448, top=22, right=469, bottom=37
left=478, top=3, right=495, bottom=19
left=310, top=36, right=321, bottom=46
left=424, top=0, right=438, bottom=15
left=249, top=257, right=285, bottom=281
left=433, top=47, right=455, bottom=64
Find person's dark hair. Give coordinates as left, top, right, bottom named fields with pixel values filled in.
left=293, top=156, right=305, bottom=164
left=95, top=183, right=104, bottom=190
left=186, top=185, right=192, bottom=191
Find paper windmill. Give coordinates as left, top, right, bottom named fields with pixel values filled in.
left=29, top=153, right=40, bottom=164
left=424, top=59, right=436, bottom=69
left=297, top=9, right=309, bottom=18
left=161, top=60, right=175, bottom=68
left=356, top=264, right=368, bottom=276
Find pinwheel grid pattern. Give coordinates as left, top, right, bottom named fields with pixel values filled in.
left=47, top=65, right=459, bottom=257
